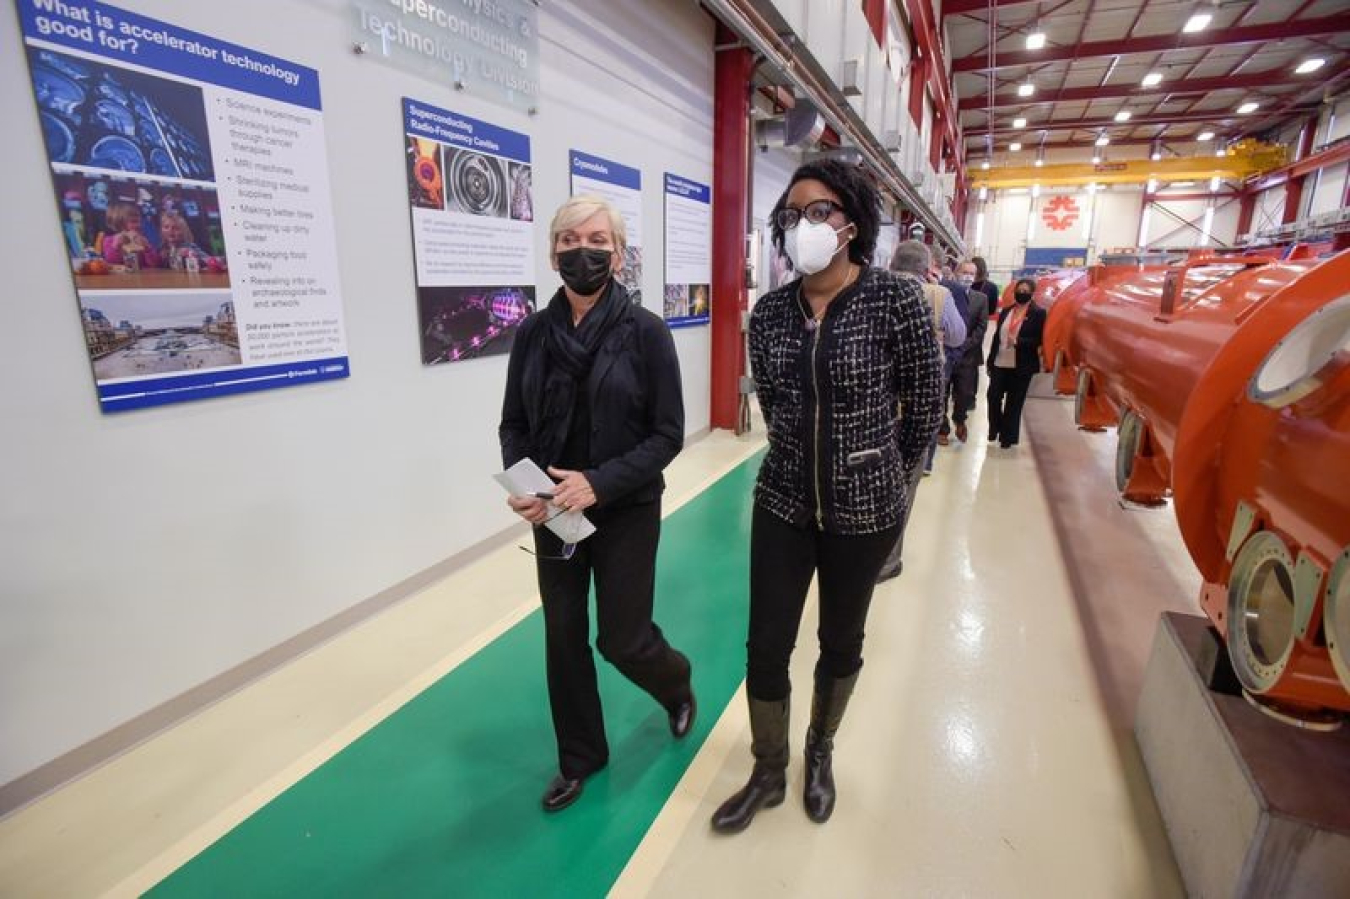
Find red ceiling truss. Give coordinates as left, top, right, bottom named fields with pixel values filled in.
left=942, top=1, right=1350, bottom=159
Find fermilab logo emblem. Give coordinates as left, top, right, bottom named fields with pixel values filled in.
left=1042, top=195, right=1080, bottom=231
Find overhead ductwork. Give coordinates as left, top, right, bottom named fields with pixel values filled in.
left=754, top=100, right=825, bottom=150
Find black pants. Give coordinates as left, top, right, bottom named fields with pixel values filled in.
left=987, top=365, right=1034, bottom=445
left=878, top=462, right=926, bottom=576
left=534, top=500, right=691, bottom=779
left=950, top=356, right=980, bottom=425
left=747, top=504, right=901, bottom=700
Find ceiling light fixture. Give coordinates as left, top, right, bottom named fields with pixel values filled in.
left=1009, top=142, right=1023, bottom=152
left=1095, top=135, right=1110, bottom=147
left=1237, top=101, right=1259, bottom=114
left=1034, top=158, right=1044, bottom=167
left=1114, top=110, right=1132, bottom=122
left=1026, top=30, right=1046, bottom=50
left=1091, top=155, right=1101, bottom=164
left=1296, top=58, right=1326, bottom=75
left=1017, top=83, right=1035, bottom=97
left=1142, top=72, right=1163, bottom=88
left=981, top=160, right=991, bottom=170
left=1197, top=130, right=1215, bottom=141
left=1013, top=117, right=1027, bottom=129
left=1184, top=13, right=1212, bottom=33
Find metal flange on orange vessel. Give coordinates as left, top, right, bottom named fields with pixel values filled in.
left=1047, top=250, right=1350, bottom=723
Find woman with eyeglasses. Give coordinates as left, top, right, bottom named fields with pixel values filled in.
left=499, top=194, right=695, bottom=814
left=711, top=160, right=944, bottom=833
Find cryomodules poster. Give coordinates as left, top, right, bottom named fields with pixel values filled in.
left=404, top=97, right=535, bottom=365
left=662, top=173, right=710, bottom=328
left=569, top=150, right=642, bottom=306
left=17, top=0, right=350, bottom=412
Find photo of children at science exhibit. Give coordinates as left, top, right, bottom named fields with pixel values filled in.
left=52, top=171, right=230, bottom=289
left=28, top=45, right=215, bottom=181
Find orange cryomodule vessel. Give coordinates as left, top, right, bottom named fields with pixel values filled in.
left=1047, top=250, right=1350, bottom=721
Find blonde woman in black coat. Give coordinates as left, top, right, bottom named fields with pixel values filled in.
left=500, top=195, right=695, bottom=814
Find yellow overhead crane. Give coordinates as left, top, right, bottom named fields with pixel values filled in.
left=969, top=140, right=1287, bottom=189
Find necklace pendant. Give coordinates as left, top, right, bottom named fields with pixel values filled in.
left=804, top=318, right=818, bottom=332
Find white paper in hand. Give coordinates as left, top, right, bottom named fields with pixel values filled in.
left=494, top=458, right=596, bottom=544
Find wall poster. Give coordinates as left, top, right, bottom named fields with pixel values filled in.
left=17, top=0, right=349, bottom=412
left=662, top=173, right=710, bottom=328
left=404, top=98, right=534, bottom=365
left=568, top=150, right=642, bottom=306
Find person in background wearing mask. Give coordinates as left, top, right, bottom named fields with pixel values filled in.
left=969, top=256, right=1001, bottom=314
left=712, top=160, right=943, bottom=833
left=499, top=194, right=696, bottom=813
left=986, top=277, right=1047, bottom=449
left=944, top=260, right=990, bottom=444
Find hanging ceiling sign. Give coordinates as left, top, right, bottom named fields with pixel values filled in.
left=352, top=0, right=539, bottom=113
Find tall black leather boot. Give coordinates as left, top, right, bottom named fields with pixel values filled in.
left=803, top=671, right=858, bottom=823
left=710, top=695, right=789, bottom=834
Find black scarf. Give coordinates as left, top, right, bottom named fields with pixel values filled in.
left=531, top=280, right=629, bottom=466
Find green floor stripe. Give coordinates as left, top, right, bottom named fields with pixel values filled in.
left=149, top=452, right=763, bottom=898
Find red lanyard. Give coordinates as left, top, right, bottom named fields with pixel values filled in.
left=1005, top=304, right=1029, bottom=347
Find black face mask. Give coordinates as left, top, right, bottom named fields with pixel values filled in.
left=1014, top=291, right=1033, bottom=304
left=557, top=247, right=613, bottom=296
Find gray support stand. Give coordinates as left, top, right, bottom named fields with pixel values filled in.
left=1135, top=613, right=1350, bottom=898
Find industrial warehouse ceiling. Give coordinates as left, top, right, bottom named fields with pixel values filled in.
left=945, top=0, right=1350, bottom=161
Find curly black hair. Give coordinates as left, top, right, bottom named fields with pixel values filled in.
left=1014, top=277, right=1038, bottom=294
left=770, top=158, right=881, bottom=267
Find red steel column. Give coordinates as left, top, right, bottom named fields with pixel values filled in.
left=908, top=54, right=928, bottom=127
left=710, top=29, right=752, bottom=431
left=1235, top=189, right=1256, bottom=239
left=1283, top=117, right=1318, bottom=224
left=864, top=0, right=885, bottom=45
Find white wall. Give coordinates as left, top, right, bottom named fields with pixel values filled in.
left=0, top=0, right=714, bottom=787
left=970, top=178, right=1248, bottom=275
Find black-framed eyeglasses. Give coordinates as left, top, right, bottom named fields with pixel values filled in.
left=519, top=505, right=578, bottom=561
left=519, top=541, right=577, bottom=562
left=774, top=200, right=845, bottom=231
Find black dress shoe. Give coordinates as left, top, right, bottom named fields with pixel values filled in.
left=668, top=693, right=696, bottom=738
left=541, top=774, right=584, bottom=812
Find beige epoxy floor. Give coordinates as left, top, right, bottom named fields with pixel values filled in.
left=1, top=380, right=1201, bottom=897
left=614, top=385, right=1195, bottom=898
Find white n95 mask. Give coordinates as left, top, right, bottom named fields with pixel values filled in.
left=785, top=220, right=851, bottom=275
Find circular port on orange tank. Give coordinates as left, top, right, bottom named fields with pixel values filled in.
left=1227, top=531, right=1298, bottom=694
left=1326, top=547, right=1350, bottom=693
left=1248, top=294, right=1350, bottom=409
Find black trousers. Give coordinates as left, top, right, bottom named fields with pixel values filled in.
left=987, top=365, right=1035, bottom=445
left=939, top=354, right=980, bottom=434
left=747, top=504, right=901, bottom=701
left=950, top=355, right=980, bottom=425
left=534, top=500, right=691, bottom=779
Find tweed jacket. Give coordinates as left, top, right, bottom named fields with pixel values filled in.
left=750, top=267, right=944, bottom=534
